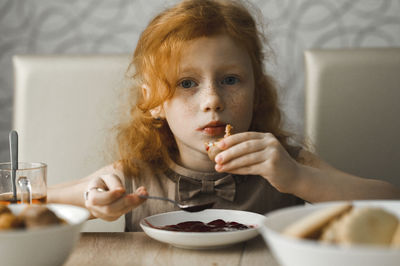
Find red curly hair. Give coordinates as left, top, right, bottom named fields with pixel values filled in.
left=116, top=0, right=292, bottom=177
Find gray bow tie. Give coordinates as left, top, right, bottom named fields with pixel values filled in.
left=177, top=174, right=236, bottom=202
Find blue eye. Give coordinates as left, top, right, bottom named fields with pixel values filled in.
left=180, top=79, right=197, bottom=89
left=222, top=76, right=239, bottom=85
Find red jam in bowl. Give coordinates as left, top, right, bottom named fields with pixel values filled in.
left=146, top=219, right=254, bottom=232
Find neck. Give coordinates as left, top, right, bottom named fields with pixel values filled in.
left=174, top=144, right=216, bottom=172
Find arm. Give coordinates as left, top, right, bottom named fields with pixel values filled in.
left=214, top=132, right=400, bottom=203
left=48, top=175, right=92, bottom=207
left=48, top=164, right=116, bottom=207
left=292, top=150, right=400, bottom=202
left=47, top=163, right=148, bottom=221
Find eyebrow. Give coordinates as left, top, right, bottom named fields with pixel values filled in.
left=178, top=66, right=198, bottom=74
left=179, top=64, right=247, bottom=74
left=217, top=64, right=247, bottom=72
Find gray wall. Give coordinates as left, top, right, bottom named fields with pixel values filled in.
left=1, top=0, right=400, bottom=162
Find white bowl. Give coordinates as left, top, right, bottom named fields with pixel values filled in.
left=259, top=200, right=400, bottom=266
left=140, top=209, right=266, bottom=249
left=0, top=204, right=90, bottom=266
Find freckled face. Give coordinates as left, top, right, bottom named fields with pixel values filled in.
left=162, top=34, right=255, bottom=159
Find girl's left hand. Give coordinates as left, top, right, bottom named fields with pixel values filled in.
left=214, top=132, right=300, bottom=193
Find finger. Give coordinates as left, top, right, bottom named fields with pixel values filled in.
left=90, top=187, right=148, bottom=219
left=88, top=187, right=125, bottom=206
left=117, top=186, right=148, bottom=214
left=86, top=174, right=126, bottom=205
left=215, top=138, right=267, bottom=164
left=215, top=150, right=266, bottom=172
left=88, top=208, right=119, bottom=221
left=126, top=186, right=148, bottom=205
left=101, top=174, right=125, bottom=192
left=218, top=164, right=258, bottom=176
left=135, top=186, right=148, bottom=197
left=217, top=132, right=266, bottom=149
left=85, top=176, right=119, bottom=204
left=89, top=196, right=133, bottom=220
left=87, top=176, right=108, bottom=190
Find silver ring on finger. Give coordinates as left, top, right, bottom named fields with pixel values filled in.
left=84, top=187, right=106, bottom=201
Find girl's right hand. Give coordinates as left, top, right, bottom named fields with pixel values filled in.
left=84, top=174, right=148, bottom=221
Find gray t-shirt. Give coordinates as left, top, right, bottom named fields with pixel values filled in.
left=124, top=158, right=304, bottom=232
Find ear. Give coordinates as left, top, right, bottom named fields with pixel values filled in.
left=150, top=106, right=165, bottom=119
left=142, top=84, right=166, bottom=119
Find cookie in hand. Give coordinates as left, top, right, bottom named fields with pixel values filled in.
left=205, top=124, right=232, bottom=161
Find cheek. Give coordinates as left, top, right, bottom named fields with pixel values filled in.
left=227, top=90, right=254, bottom=130
left=175, top=98, right=197, bottom=116
left=230, top=93, right=253, bottom=110
left=230, top=88, right=253, bottom=110
left=164, top=97, right=197, bottom=125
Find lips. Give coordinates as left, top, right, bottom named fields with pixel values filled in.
left=199, top=121, right=226, bottom=136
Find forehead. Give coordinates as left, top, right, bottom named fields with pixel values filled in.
left=178, top=34, right=253, bottom=72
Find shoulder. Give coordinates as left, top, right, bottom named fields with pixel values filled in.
left=121, top=159, right=166, bottom=186
left=94, top=160, right=166, bottom=186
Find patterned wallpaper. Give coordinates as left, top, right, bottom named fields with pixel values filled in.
left=0, top=0, right=400, bottom=161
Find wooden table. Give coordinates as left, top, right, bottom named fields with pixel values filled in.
left=64, top=232, right=280, bottom=266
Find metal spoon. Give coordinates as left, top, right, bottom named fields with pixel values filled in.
left=91, top=188, right=214, bottom=212
left=9, top=130, right=18, bottom=204
left=138, top=195, right=215, bottom=212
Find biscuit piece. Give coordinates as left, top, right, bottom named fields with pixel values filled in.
left=0, top=205, right=11, bottom=216
left=283, top=203, right=352, bottom=239
left=18, top=205, right=63, bottom=228
left=336, top=207, right=399, bottom=245
left=206, top=124, right=233, bottom=161
left=320, top=218, right=341, bottom=243
left=0, top=213, right=23, bottom=230
left=391, top=224, right=400, bottom=247
left=206, top=142, right=222, bottom=161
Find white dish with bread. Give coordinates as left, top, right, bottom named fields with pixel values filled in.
left=0, top=204, right=89, bottom=266
left=259, top=200, right=400, bottom=266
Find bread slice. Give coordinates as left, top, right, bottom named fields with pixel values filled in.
left=283, top=202, right=352, bottom=239
left=336, top=207, right=399, bottom=245
left=206, top=124, right=233, bottom=161
left=391, top=223, right=400, bottom=247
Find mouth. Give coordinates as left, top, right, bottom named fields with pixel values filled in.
left=198, top=121, right=227, bottom=136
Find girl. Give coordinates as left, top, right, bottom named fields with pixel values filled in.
left=48, top=0, right=400, bottom=231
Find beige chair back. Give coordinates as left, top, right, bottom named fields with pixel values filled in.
left=13, top=55, right=133, bottom=231
left=305, top=48, right=400, bottom=187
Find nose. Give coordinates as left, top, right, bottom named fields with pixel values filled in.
left=200, top=82, right=224, bottom=112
